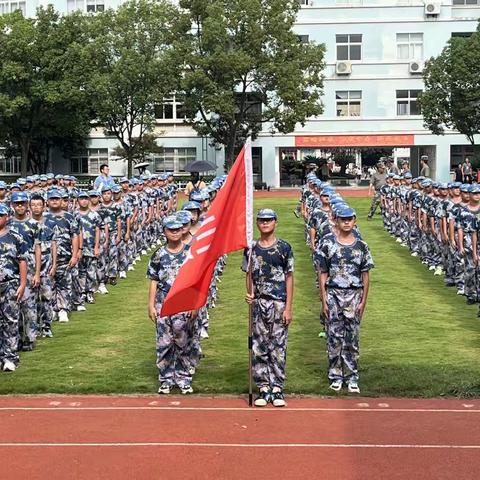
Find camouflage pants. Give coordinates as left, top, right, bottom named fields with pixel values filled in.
left=325, top=288, right=362, bottom=382
left=367, top=192, right=381, bottom=218
left=0, top=281, right=20, bottom=364
left=443, top=243, right=454, bottom=285
left=19, top=280, right=39, bottom=343
left=252, top=298, right=288, bottom=390
left=77, top=256, right=97, bottom=299
left=187, top=308, right=205, bottom=370
left=37, top=274, right=54, bottom=330
left=155, top=309, right=193, bottom=389
left=96, top=250, right=107, bottom=285
left=464, top=249, right=477, bottom=302
left=409, top=222, right=421, bottom=254
left=118, top=240, right=128, bottom=273
left=106, top=236, right=119, bottom=279
left=53, top=260, right=73, bottom=312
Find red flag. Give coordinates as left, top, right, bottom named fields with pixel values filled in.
left=160, top=139, right=253, bottom=316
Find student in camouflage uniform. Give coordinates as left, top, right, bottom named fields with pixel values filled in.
left=0, top=203, right=28, bottom=372
left=243, top=209, right=294, bottom=408
left=367, top=162, right=387, bottom=220
left=147, top=215, right=196, bottom=395
left=315, top=207, right=373, bottom=394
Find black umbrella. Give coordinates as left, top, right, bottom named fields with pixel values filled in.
left=184, top=160, right=217, bottom=172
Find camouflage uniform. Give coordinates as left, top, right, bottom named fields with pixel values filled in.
left=242, top=239, right=294, bottom=391
left=458, top=207, right=480, bottom=302
left=314, top=233, right=374, bottom=383
left=0, top=229, right=28, bottom=365
left=98, top=202, right=121, bottom=281
left=44, top=211, right=80, bottom=313
left=147, top=245, right=193, bottom=389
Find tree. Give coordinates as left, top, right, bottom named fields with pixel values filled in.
left=179, top=0, right=325, bottom=166
left=110, top=133, right=164, bottom=165
left=0, top=8, right=94, bottom=176
left=420, top=31, right=480, bottom=146
left=88, top=0, right=188, bottom=177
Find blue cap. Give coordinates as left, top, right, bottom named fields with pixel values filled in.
left=0, top=181, right=6, bottom=189
left=404, top=172, right=413, bottom=179
left=39, top=175, right=48, bottom=181
left=0, top=204, right=9, bottom=215
left=88, top=190, right=100, bottom=197
left=189, top=191, right=204, bottom=202
left=451, top=182, right=462, bottom=189
left=112, top=185, right=121, bottom=194
left=11, top=191, right=29, bottom=203
left=256, top=208, right=277, bottom=220
left=119, top=177, right=129, bottom=184
left=46, top=173, right=54, bottom=180
left=421, top=179, right=433, bottom=188
left=460, top=183, right=471, bottom=193
left=101, top=185, right=112, bottom=193
left=17, top=178, right=27, bottom=185
left=61, top=190, right=70, bottom=199
left=47, top=189, right=62, bottom=199
left=159, top=173, right=169, bottom=181
left=162, top=215, right=183, bottom=230
left=26, top=176, right=34, bottom=183
left=182, top=201, right=201, bottom=211
left=55, top=174, right=63, bottom=180
left=77, top=191, right=89, bottom=198
left=438, top=183, right=449, bottom=190
left=337, top=207, right=357, bottom=218
left=176, top=210, right=193, bottom=225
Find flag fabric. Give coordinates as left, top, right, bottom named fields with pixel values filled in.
left=160, top=139, right=253, bottom=317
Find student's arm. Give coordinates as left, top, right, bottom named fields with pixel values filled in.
left=357, top=272, right=370, bottom=320
left=309, top=228, right=316, bottom=251
left=32, top=243, right=41, bottom=287
left=473, top=231, right=478, bottom=264
left=125, top=217, right=131, bottom=242
left=104, top=224, right=109, bottom=250
left=148, top=280, right=158, bottom=323
left=458, top=228, right=465, bottom=256
left=318, top=271, right=329, bottom=317
left=283, top=272, right=294, bottom=326
left=449, top=218, right=456, bottom=248
left=16, top=259, right=27, bottom=302
left=69, top=235, right=79, bottom=267
left=94, top=227, right=100, bottom=257
left=116, top=217, right=122, bottom=244
left=50, top=240, right=57, bottom=277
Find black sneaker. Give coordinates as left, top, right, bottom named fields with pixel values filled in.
left=467, top=298, right=476, bottom=305
left=254, top=390, right=272, bottom=407
left=22, top=341, right=34, bottom=352
left=42, top=328, right=53, bottom=338
left=272, top=391, right=286, bottom=407
left=293, top=210, right=300, bottom=218
left=109, top=278, right=118, bottom=286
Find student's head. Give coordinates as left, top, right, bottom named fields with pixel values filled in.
left=256, top=209, right=277, bottom=234
left=30, top=195, right=45, bottom=217
left=100, top=164, right=110, bottom=176
left=120, top=178, right=129, bottom=192
left=11, top=191, right=29, bottom=218
left=162, top=216, right=183, bottom=243
left=182, top=202, right=201, bottom=224
left=470, top=185, right=480, bottom=203
left=77, top=193, right=90, bottom=209
left=0, top=204, right=9, bottom=229
left=336, top=208, right=357, bottom=233
left=47, top=190, right=62, bottom=211
left=421, top=155, right=428, bottom=166
left=89, top=191, right=100, bottom=206
left=377, top=162, right=385, bottom=173
left=101, top=187, right=112, bottom=203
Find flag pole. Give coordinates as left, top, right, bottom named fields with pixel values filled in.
left=247, top=247, right=254, bottom=407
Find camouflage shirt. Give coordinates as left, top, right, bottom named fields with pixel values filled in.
left=44, top=211, right=80, bottom=260
left=314, top=233, right=374, bottom=289
left=0, top=228, right=28, bottom=282
left=241, top=239, right=294, bottom=302
left=77, top=210, right=103, bottom=257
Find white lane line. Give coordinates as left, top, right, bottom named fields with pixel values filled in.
left=0, top=406, right=479, bottom=413
left=0, top=442, right=479, bottom=449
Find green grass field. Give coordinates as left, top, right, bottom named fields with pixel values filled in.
left=2, top=196, right=480, bottom=397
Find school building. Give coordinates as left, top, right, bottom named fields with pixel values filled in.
left=1, top=0, right=479, bottom=185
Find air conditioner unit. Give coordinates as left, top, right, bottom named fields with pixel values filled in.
left=424, top=2, right=440, bottom=16
left=409, top=60, right=424, bottom=74
left=336, top=61, right=352, bottom=75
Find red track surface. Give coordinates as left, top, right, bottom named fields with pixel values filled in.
left=0, top=396, right=478, bottom=479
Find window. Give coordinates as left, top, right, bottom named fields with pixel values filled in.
left=336, top=91, right=361, bottom=117
left=336, top=34, right=362, bottom=61
left=453, top=0, right=480, bottom=5
left=0, top=1, right=26, bottom=15
left=451, top=145, right=479, bottom=168
left=155, top=95, right=186, bottom=122
left=152, top=147, right=196, bottom=173
left=396, top=90, right=421, bottom=116
left=67, top=0, right=85, bottom=13
left=0, top=154, right=20, bottom=174
left=86, top=0, right=104, bottom=13
left=297, top=35, right=309, bottom=44
left=451, top=32, right=474, bottom=38
left=297, top=0, right=310, bottom=5
left=70, top=148, right=108, bottom=174
left=396, top=33, right=423, bottom=60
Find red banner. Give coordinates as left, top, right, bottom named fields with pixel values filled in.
left=295, top=134, right=415, bottom=148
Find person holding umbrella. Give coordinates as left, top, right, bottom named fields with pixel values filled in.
left=183, top=160, right=217, bottom=196
left=184, top=172, right=206, bottom=196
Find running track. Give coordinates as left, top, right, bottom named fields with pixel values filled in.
left=0, top=396, right=478, bottom=479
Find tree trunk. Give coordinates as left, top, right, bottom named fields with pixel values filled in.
left=127, top=153, right=133, bottom=178
left=20, top=139, right=29, bottom=177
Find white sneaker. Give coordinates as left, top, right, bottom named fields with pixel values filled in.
left=119, top=271, right=127, bottom=279
left=181, top=386, right=194, bottom=395
left=2, top=360, right=16, bottom=372
left=157, top=384, right=171, bottom=395
left=135, top=256, right=141, bottom=262
left=411, top=252, right=418, bottom=257
left=329, top=380, right=342, bottom=392
left=200, top=329, right=209, bottom=339
left=433, top=266, right=443, bottom=276
left=428, top=265, right=435, bottom=270
left=98, top=283, right=109, bottom=295
left=141, top=250, right=147, bottom=255
left=128, top=265, right=135, bottom=272
left=188, top=367, right=196, bottom=375
left=76, top=305, right=87, bottom=312
left=347, top=382, right=360, bottom=394
left=396, top=238, right=402, bottom=243
left=58, top=310, right=69, bottom=323
left=457, top=289, right=465, bottom=295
